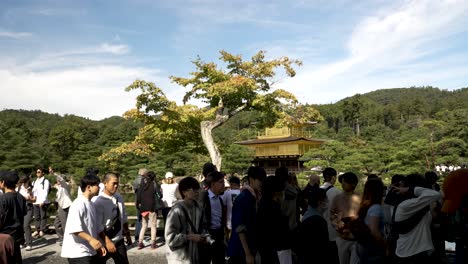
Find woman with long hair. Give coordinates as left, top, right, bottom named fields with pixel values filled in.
left=354, top=178, right=387, bottom=264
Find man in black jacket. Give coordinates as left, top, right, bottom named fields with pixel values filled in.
left=200, top=170, right=226, bottom=264
left=0, top=171, right=26, bottom=264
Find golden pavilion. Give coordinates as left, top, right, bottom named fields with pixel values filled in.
left=236, top=126, right=327, bottom=175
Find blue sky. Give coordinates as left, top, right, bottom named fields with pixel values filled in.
left=1, top=0, right=467, bottom=120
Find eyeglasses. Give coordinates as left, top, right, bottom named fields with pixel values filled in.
left=36, top=171, right=43, bottom=174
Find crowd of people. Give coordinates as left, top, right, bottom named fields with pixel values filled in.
left=0, top=164, right=467, bottom=264
left=163, top=164, right=468, bottom=264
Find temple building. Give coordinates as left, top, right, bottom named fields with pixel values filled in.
left=236, top=126, right=327, bottom=175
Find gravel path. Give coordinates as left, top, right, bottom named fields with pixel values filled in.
left=21, top=235, right=168, bottom=264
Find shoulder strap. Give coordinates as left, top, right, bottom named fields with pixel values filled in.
left=180, top=206, right=201, bottom=234
left=325, top=185, right=334, bottom=192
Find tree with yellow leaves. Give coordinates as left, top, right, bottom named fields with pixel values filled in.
left=101, top=50, right=322, bottom=171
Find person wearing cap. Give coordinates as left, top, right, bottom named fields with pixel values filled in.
left=442, top=169, right=468, bottom=263
left=161, top=171, right=178, bottom=231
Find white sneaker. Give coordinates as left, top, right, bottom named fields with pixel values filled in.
left=39, top=231, right=45, bottom=237
left=26, top=245, right=32, bottom=251
left=31, top=231, right=39, bottom=237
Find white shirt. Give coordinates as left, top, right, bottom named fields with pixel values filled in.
left=61, top=195, right=99, bottom=258
left=56, top=179, right=73, bottom=209
left=32, top=177, right=50, bottom=204
left=222, top=189, right=241, bottom=230
left=320, top=182, right=342, bottom=241
left=161, top=183, right=179, bottom=207
left=17, top=185, right=33, bottom=201
left=93, top=192, right=128, bottom=243
left=208, top=189, right=223, bottom=230
left=395, top=187, right=441, bottom=258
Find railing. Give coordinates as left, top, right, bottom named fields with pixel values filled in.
left=47, top=202, right=163, bottom=233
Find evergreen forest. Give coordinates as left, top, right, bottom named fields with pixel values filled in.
left=1, top=86, right=467, bottom=184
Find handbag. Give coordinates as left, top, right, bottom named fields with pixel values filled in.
left=104, top=201, right=121, bottom=239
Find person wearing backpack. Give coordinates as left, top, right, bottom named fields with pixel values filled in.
left=32, top=167, right=50, bottom=238
left=391, top=174, right=441, bottom=263
left=136, top=171, right=160, bottom=250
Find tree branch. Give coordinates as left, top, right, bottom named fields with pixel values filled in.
left=229, top=104, right=247, bottom=117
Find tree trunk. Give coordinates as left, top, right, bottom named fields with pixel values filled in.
left=201, top=120, right=222, bottom=170
left=199, top=101, right=246, bottom=171
left=355, top=118, right=360, bottom=136
left=430, top=131, right=435, bottom=170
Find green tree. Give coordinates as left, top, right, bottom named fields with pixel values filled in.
left=111, top=50, right=307, bottom=170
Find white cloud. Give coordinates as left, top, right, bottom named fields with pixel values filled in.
left=0, top=30, right=32, bottom=39
left=280, top=0, right=468, bottom=104
left=99, top=43, right=130, bottom=55
left=29, top=8, right=86, bottom=17
left=0, top=65, right=176, bottom=120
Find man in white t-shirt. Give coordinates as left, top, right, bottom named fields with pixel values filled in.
left=94, top=172, right=131, bottom=264
left=32, top=167, right=50, bottom=238
left=61, top=174, right=107, bottom=263
left=319, top=167, right=341, bottom=264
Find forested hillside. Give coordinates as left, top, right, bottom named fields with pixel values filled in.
left=0, top=110, right=142, bottom=182
left=304, top=86, right=468, bottom=177
left=1, top=86, right=467, bottom=182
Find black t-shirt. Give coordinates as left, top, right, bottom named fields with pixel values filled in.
left=294, top=215, right=330, bottom=264
left=0, top=192, right=27, bottom=243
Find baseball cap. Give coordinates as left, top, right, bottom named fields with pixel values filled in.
left=165, top=172, right=174, bottom=179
